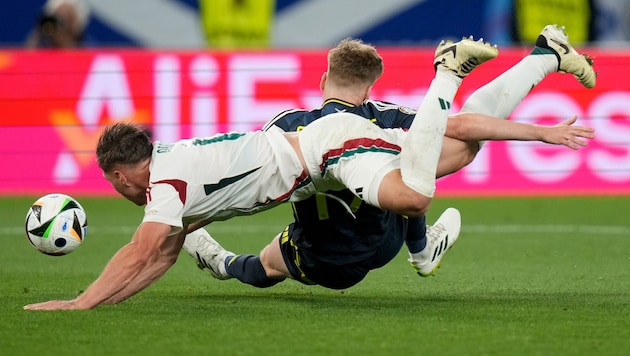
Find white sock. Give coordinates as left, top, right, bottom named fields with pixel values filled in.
left=462, top=53, right=557, bottom=118
left=401, top=70, right=461, bottom=197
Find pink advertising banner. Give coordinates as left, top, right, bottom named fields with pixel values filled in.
left=0, top=48, right=628, bottom=196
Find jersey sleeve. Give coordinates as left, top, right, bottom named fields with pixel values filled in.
left=142, top=183, right=186, bottom=236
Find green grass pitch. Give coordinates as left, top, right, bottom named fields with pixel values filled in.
left=1, top=195, right=629, bottom=355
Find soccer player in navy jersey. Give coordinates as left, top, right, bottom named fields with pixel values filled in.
left=183, top=25, right=596, bottom=290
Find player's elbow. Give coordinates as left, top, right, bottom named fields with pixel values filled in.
left=446, top=115, right=468, bottom=139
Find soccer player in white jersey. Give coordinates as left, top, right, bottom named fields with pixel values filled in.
left=24, top=35, right=501, bottom=310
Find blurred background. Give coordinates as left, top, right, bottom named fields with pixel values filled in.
left=1, top=0, right=630, bottom=48
left=0, top=0, right=629, bottom=197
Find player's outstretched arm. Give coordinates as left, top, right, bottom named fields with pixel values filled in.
left=101, top=226, right=186, bottom=305
left=435, top=113, right=595, bottom=179
left=23, top=222, right=180, bottom=310
left=446, top=113, right=595, bottom=149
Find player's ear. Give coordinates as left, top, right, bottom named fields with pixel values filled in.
left=320, top=72, right=327, bottom=92
left=114, top=170, right=128, bottom=185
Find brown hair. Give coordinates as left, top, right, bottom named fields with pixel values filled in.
left=327, top=38, right=383, bottom=88
left=96, top=123, right=153, bottom=172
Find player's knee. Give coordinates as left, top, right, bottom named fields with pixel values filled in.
left=258, top=247, right=274, bottom=276
left=259, top=245, right=286, bottom=279
left=377, top=170, right=432, bottom=216
left=398, top=194, right=431, bottom=217
left=380, top=191, right=431, bottom=217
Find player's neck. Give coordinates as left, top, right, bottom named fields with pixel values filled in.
left=322, top=89, right=365, bottom=106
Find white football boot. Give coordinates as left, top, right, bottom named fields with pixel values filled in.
left=534, top=24, right=597, bottom=88
left=434, top=36, right=498, bottom=78
left=408, top=207, right=461, bottom=277
left=182, top=229, right=234, bottom=280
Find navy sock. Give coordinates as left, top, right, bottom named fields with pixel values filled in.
left=225, top=254, right=282, bottom=288
left=405, top=215, right=427, bottom=254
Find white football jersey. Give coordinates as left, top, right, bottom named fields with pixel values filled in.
left=142, top=128, right=313, bottom=235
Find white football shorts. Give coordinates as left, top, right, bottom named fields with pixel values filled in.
left=298, top=112, right=405, bottom=208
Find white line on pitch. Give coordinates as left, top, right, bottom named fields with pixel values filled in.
left=5, top=224, right=630, bottom=236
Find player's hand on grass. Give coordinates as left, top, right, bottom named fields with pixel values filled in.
left=23, top=299, right=83, bottom=311
left=540, top=116, right=595, bottom=150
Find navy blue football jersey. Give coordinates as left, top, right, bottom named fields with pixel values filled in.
left=263, top=98, right=415, bottom=133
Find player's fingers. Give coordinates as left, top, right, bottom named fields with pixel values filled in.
left=577, top=126, right=595, bottom=134
left=566, top=136, right=589, bottom=149
left=24, top=300, right=76, bottom=310
left=564, top=139, right=580, bottom=150
left=557, top=116, right=578, bottom=127
left=574, top=128, right=595, bottom=139
left=23, top=301, right=58, bottom=310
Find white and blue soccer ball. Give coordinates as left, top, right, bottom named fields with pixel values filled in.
left=25, top=193, right=88, bottom=256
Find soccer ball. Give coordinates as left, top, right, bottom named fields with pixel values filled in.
left=25, top=193, right=88, bottom=256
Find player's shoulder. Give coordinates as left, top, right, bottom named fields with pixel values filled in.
left=358, top=100, right=415, bottom=129
left=363, top=99, right=416, bottom=115
left=262, top=108, right=318, bottom=132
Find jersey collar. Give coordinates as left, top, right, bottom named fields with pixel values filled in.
left=321, top=98, right=355, bottom=116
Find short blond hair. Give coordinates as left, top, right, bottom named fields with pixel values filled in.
left=327, top=38, right=383, bottom=88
